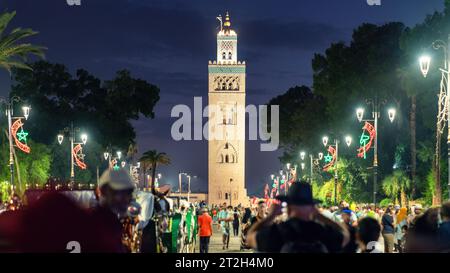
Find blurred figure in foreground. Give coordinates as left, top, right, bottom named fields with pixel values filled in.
left=89, top=168, right=135, bottom=252
left=246, top=182, right=349, bottom=253
left=356, top=217, right=382, bottom=253
left=438, top=202, right=450, bottom=251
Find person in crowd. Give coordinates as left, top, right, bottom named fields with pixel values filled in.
left=381, top=207, right=395, bottom=253
left=365, top=205, right=380, bottom=221
left=250, top=200, right=267, bottom=226
left=1, top=191, right=120, bottom=252
left=218, top=204, right=232, bottom=250
left=246, top=182, right=350, bottom=253
left=232, top=207, right=240, bottom=237
left=438, top=201, right=450, bottom=251
left=332, top=201, right=357, bottom=224
left=405, top=207, right=440, bottom=252
left=408, top=204, right=423, bottom=227
left=240, top=207, right=253, bottom=250
left=198, top=207, right=213, bottom=253
left=395, top=207, right=408, bottom=253
left=356, top=217, right=382, bottom=253
left=90, top=168, right=135, bottom=252
left=212, top=206, right=218, bottom=227
left=341, top=209, right=358, bottom=253
left=318, top=204, right=334, bottom=219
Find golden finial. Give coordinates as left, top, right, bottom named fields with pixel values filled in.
left=224, top=11, right=231, bottom=28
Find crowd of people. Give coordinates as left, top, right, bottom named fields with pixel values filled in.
left=1, top=169, right=450, bottom=253
left=198, top=181, right=450, bottom=253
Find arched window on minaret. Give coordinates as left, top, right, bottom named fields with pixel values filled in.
left=228, top=52, right=232, bottom=60
left=222, top=52, right=226, bottom=60
left=231, top=154, right=235, bottom=163
left=222, top=82, right=226, bottom=90
left=228, top=82, right=233, bottom=90
left=217, top=154, right=224, bottom=163
left=225, top=155, right=229, bottom=163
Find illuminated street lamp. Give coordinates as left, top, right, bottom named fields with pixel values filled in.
left=57, top=134, right=64, bottom=145
left=22, top=106, right=31, bottom=120
left=322, top=134, right=352, bottom=205
left=345, top=135, right=352, bottom=147
left=318, top=152, right=324, bottom=160
left=0, top=96, right=31, bottom=191
left=322, top=136, right=329, bottom=147
left=300, top=151, right=306, bottom=161
left=356, top=108, right=364, bottom=122
left=356, top=98, right=396, bottom=206
left=388, top=108, right=396, bottom=123
left=418, top=37, right=450, bottom=201
left=419, top=55, right=431, bottom=77
left=57, top=123, right=87, bottom=183
left=104, top=147, right=122, bottom=171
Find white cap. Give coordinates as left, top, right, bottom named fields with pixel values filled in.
left=99, top=169, right=135, bottom=191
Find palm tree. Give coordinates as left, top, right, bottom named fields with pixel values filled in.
left=0, top=11, right=46, bottom=73
left=382, top=170, right=411, bottom=207
left=139, top=150, right=170, bottom=194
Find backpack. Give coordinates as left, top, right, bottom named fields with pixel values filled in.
left=276, top=221, right=329, bottom=253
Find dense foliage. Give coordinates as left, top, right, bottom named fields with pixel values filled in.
left=269, top=1, right=450, bottom=205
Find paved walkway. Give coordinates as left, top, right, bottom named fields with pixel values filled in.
left=197, top=223, right=252, bottom=253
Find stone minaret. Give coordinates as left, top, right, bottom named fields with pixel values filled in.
left=208, top=12, right=248, bottom=207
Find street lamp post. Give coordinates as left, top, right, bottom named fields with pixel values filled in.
left=57, top=123, right=87, bottom=184
left=178, top=172, right=187, bottom=193
left=356, top=99, right=395, bottom=206
left=322, top=135, right=352, bottom=205
left=104, top=149, right=122, bottom=170
left=301, top=151, right=323, bottom=184
left=419, top=35, right=450, bottom=200
left=0, top=96, right=30, bottom=192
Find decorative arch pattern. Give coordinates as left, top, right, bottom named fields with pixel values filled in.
left=216, top=142, right=238, bottom=164
left=213, top=76, right=240, bottom=91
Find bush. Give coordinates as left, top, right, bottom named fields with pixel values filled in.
left=379, top=198, right=393, bottom=207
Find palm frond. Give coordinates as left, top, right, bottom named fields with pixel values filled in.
left=0, top=11, right=16, bottom=35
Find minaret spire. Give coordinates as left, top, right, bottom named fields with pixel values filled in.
left=223, top=11, right=231, bottom=32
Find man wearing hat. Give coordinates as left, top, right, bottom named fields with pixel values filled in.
left=246, top=181, right=350, bottom=253
left=90, top=168, right=135, bottom=252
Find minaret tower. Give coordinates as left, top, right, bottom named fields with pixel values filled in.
left=208, top=12, right=247, bottom=207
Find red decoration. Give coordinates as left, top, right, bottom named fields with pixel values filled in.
left=11, top=119, right=30, bottom=153
left=264, top=184, right=269, bottom=199
left=73, top=144, right=87, bottom=170
left=357, top=121, right=376, bottom=158
left=322, top=146, right=336, bottom=172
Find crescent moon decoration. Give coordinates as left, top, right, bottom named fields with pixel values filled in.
left=72, top=144, right=87, bottom=169
left=11, top=119, right=30, bottom=154
left=357, top=121, right=376, bottom=159
left=322, top=146, right=336, bottom=172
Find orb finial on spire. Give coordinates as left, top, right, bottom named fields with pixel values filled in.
left=224, top=11, right=231, bottom=28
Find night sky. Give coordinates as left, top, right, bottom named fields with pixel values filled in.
left=0, top=0, right=445, bottom=196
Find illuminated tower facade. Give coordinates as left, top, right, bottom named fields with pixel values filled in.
left=208, top=12, right=247, bottom=206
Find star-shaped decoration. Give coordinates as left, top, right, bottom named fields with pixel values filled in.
left=77, top=153, right=85, bottom=161
left=324, top=153, right=333, bottom=163
left=113, top=164, right=120, bottom=171
left=16, top=129, right=28, bottom=142
left=359, top=132, right=370, bottom=146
